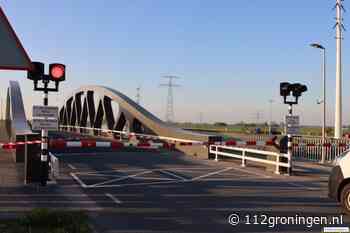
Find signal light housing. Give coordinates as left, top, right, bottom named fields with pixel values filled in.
left=280, top=82, right=308, bottom=105
left=291, top=83, right=307, bottom=97
left=280, top=82, right=291, bottom=97
left=27, top=62, right=44, bottom=81
left=49, top=63, right=65, bottom=82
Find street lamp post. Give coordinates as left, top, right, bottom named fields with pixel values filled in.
left=269, top=99, right=274, bottom=135
left=310, top=43, right=326, bottom=164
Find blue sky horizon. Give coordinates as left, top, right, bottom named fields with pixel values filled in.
left=0, top=0, right=349, bottom=126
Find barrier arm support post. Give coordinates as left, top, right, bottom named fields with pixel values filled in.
left=215, top=146, right=218, bottom=162
left=242, top=150, right=246, bottom=167
left=287, top=153, right=291, bottom=176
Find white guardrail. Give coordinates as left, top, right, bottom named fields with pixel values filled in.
left=209, top=144, right=291, bottom=175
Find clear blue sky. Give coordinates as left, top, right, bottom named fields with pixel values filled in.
left=0, top=0, right=349, bottom=125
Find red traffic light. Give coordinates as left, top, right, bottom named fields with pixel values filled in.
left=49, top=63, right=65, bottom=81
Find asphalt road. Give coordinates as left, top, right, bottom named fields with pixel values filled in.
left=0, top=146, right=348, bottom=233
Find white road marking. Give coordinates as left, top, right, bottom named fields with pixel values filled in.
left=70, top=173, right=87, bottom=188
left=191, top=167, right=234, bottom=181
left=67, top=164, right=76, bottom=170
left=92, top=180, right=184, bottom=188
left=159, top=170, right=188, bottom=181
left=78, top=172, right=175, bottom=181
left=133, top=176, right=177, bottom=181
left=105, top=193, right=122, bottom=204
left=74, top=169, right=147, bottom=175
left=89, top=170, right=153, bottom=187
left=69, top=165, right=284, bottom=189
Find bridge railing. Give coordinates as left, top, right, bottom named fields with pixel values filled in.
left=209, top=144, right=291, bottom=175
left=59, top=125, right=207, bottom=144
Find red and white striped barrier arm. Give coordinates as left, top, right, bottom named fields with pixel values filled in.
left=49, top=139, right=164, bottom=150
left=222, top=140, right=275, bottom=147
left=0, top=140, right=42, bottom=150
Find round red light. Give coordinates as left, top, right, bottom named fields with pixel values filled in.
left=51, top=65, right=65, bottom=79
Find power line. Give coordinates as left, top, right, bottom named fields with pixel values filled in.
left=159, top=75, right=181, bottom=122
left=136, top=86, right=141, bottom=104
left=199, top=112, right=203, bottom=124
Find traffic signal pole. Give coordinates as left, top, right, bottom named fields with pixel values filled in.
left=280, top=82, right=307, bottom=175
left=28, top=62, right=66, bottom=186
left=287, top=104, right=293, bottom=175
left=40, top=82, right=49, bottom=186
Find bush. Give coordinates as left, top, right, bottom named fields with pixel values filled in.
left=0, top=208, right=92, bottom=233
left=214, top=122, right=227, bottom=127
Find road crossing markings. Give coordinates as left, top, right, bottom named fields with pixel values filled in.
left=67, top=163, right=76, bottom=170
left=93, top=180, right=184, bottom=188
left=105, top=193, right=122, bottom=204
left=70, top=165, right=278, bottom=188
left=159, top=170, right=188, bottom=181
left=89, top=170, right=153, bottom=188
left=70, top=172, right=87, bottom=188
left=191, top=167, right=234, bottom=181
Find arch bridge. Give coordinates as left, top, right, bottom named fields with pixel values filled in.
left=59, top=86, right=219, bottom=143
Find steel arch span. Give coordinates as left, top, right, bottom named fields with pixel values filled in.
left=59, top=86, right=215, bottom=142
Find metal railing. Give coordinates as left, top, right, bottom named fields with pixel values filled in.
left=292, top=137, right=350, bottom=162
left=209, top=144, right=291, bottom=175
left=59, top=125, right=206, bottom=144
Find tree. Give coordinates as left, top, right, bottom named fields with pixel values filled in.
left=214, top=122, right=227, bottom=127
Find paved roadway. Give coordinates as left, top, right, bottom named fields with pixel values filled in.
left=0, top=145, right=349, bottom=233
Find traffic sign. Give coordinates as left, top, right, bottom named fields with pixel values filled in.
left=33, top=106, right=58, bottom=119
left=0, top=7, right=33, bottom=70
left=286, top=115, right=300, bottom=135
left=286, top=127, right=299, bottom=135
left=286, top=115, right=299, bottom=126
left=32, top=118, right=58, bottom=131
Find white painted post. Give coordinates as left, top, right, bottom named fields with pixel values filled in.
left=215, top=146, right=218, bottom=162
left=241, top=150, right=246, bottom=167
left=275, top=153, right=280, bottom=175
left=286, top=153, right=291, bottom=176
